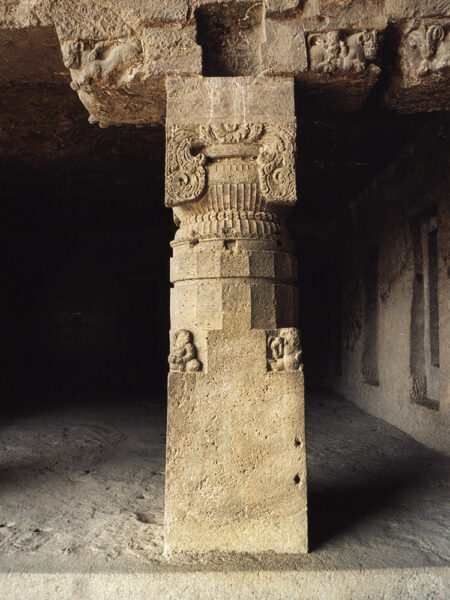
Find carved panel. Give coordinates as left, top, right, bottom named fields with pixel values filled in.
left=165, top=122, right=296, bottom=208
left=169, top=329, right=202, bottom=373
left=308, top=30, right=379, bottom=74
left=267, top=328, right=302, bottom=372
left=406, top=23, right=450, bottom=76
left=61, top=38, right=142, bottom=91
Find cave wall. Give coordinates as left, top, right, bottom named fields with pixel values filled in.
left=320, top=115, right=449, bottom=453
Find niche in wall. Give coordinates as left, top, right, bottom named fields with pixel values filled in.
left=196, top=2, right=264, bottom=76
left=410, top=211, right=440, bottom=410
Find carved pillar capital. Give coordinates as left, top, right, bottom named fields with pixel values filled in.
left=164, top=78, right=297, bottom=246
left=165, top=121, right=296, bottom=209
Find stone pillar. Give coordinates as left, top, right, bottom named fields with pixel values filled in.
left=164, top=77, right=307, bottom=555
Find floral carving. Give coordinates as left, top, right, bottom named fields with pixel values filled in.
left=169, top=329, right=202, bottom=373
left=407, top=24, right=450, bottom=76
left=267, top=328, right=302, bottom=372
left=166, top=122, right=296, bottom=208
left=308, top=30, right=379, bottom=74
left=166, top=126, right=206, bottom=206
left=199, top=123, right=263, bottom=144
left=258, top=124, right=296, bottom=203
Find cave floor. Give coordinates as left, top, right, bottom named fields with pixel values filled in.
left=0, top=390, right=448, bottom=599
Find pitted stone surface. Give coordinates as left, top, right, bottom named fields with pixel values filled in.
left=164, top=76, right=307, bottom=554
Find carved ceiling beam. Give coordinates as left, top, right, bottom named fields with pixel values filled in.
left=0, top=2, right=448, bottom=120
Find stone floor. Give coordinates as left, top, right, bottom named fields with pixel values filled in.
left=0, top=390, right=448, bottom=599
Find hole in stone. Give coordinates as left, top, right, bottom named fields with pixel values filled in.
left=196, top=2, right=264, bottom=76
left=135, top=512, right=155, bottom=524
left=189, top=239, right=199, bottom=249
left=293, top=474, right=301, bottom=485
left=294, top=438, right=301, bottom=447
left=190, top=143, right=205, bottom=157
left=224, top=240, right=237, bottom=251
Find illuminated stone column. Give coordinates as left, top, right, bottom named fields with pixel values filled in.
left=164, top=77, right=307, bottom=555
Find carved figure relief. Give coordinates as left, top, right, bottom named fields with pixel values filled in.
left=169, top=330, right=202, bottom=373
left=61, top=38, right=142, bottom=91
left=267, top=328, right=302, bottom=372
left=309, top=31, right=346, bottom=73
left=407, top=24, right=450, bottom=75
left=309, top=30, right=379, bottom=74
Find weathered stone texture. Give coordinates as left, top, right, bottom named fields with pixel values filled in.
left=0, top=25, right=68, bottom=86
left=1, top=0, right=449, bottom=123
left=386, top=19, right=450, bottom=113
left=164, top=77, right=307, bottom=555
left=262, top=20, right=308, bottom=75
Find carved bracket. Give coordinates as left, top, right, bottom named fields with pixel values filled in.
left=308, top=29, right=380, bottom=75
left=406, top=23, right=450, bottom=76
left=61, top=38, right=143, bottom=91
left=267, top=328, right=303, bottom=372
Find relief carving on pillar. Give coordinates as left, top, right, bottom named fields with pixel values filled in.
left=61, top=38, right=142, bottom=91
left=406, top=23, right=450, bottom=76
left=258, top=124, right=296, bottom=203
left=267, top=328, right=303, bottom=372
left=165, top=122, right=296, bottom=208
left=198, top=123, right=264, bottom=144
left=166, top=126, right=207, bottom=207
left=308, top=30, right=379, bottom=74
left=169, top=329, right=202, bottom=373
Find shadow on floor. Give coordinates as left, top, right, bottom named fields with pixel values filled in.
left=305, top=389, right=449, bottom=552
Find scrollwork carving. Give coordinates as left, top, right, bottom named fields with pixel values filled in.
left=169, top=329, right=202, bottom=373
left=267, top=328, right=302, bottom=372
left=166, top=121, right=296, bottom=213
left=166, top=126, right=207, bottom=206
left=258, top=124, right=296, bottom=203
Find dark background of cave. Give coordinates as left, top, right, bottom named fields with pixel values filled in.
left=0, top=83, right=444, bottom=408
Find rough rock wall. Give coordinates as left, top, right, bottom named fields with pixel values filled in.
left=325, top=114, right=449, bottom=454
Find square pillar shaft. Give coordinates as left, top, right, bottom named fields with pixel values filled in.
left=164, top=77, right=307, bottom=555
